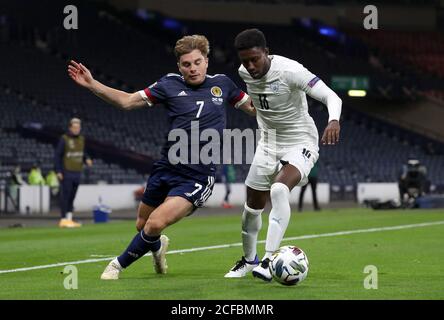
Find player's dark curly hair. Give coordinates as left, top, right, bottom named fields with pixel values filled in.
left=234, top=28, right=267, bottom=51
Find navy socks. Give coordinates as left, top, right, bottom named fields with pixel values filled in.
left=117, top=231, right=161, bottom=268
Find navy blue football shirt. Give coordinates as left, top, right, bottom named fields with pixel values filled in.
left=138, top=73, right=247, bottom=178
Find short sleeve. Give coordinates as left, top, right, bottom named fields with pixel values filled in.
left=225, top=76, right=249, bottom=108
left=138, top=77, right=168, bottom=107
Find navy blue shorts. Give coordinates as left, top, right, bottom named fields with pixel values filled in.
left=142, top=166, right=215, bottom=211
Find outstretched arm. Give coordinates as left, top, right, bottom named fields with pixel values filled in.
left=67, top=60, right=146, bottom=110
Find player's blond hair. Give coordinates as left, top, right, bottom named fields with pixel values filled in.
left=174, top=35, right=210, bottom=60
left=69, top=118, right=81, bottom=127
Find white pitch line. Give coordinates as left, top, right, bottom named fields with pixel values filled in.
left=90, top=255, right=114, bottom=258
left=1, top=220, right=443, bottom=275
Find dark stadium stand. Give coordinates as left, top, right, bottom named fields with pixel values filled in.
left=347, top=29, right=444, bottom=100
left=0, top=128, right=147, bottom=185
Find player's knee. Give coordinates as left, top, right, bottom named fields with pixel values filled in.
left=246, top=187, right=268, bottom=209
left=246, top=196, right=266, bottom=209
left=270, top=182, right=290, bottom=201
left=145, top=217, right=167, bottom=235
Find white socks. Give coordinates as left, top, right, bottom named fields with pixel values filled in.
left=112, top=257, right=123, bottom=270
left=264, top=182, right=291, bottom=260
left=241, top=183, right=292, bottom=262
left=242, top=203, right=263, bottom=262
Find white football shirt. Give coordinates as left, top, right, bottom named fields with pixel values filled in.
left=239, top=55, right=323, bottom=151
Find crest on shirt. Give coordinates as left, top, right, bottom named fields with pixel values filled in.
left=211, top=86, right=223, bottom=97
left=270, top=81, right=280, bottom=93
left=68, top=139, right=75, bottom=149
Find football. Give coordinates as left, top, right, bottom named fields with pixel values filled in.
left=269, top=246, right=309, bottom=286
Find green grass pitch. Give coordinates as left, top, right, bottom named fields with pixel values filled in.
left=0, top=208, right=443, bottom=300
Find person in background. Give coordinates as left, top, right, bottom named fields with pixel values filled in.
left=9, top=165, right=27, bottom=206
left=55, top=118, right=93, bottom=228
left=298, top=161, right=321, bottom=212
left=222, top=164, right=236, bottom=209
left=45, top=170, right=60, bottom=197
left=12, top=165, right=26, bottom=186
left=28, top=164, right=45, bottom=185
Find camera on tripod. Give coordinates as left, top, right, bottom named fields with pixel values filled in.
left=398, top=159, right=430, bottom=208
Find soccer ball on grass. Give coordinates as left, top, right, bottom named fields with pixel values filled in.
left=269, top=245, right=309, bottom=286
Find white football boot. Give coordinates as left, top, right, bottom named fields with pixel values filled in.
left=252, top=258, right=272, bottom=282
left=100, top=258, right=123, bottom=280
left=224, top=256, right=259, bottom=278
left=152, top=235, right=169, bottom=274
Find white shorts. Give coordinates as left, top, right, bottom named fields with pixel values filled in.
left=245, top=143, right=319, bottom=191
